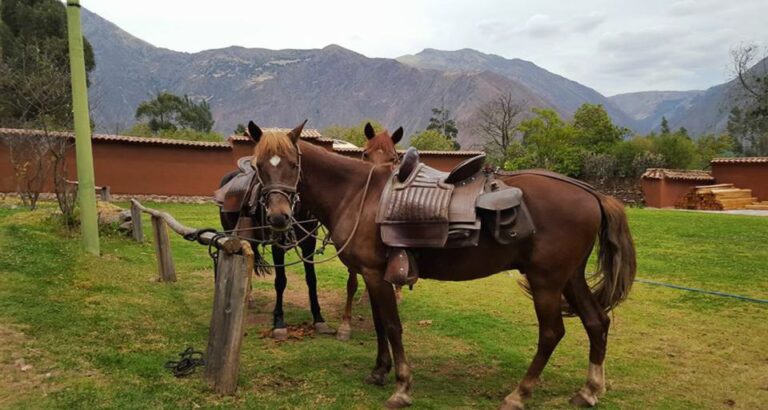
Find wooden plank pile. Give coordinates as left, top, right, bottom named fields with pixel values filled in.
left=745, top=201, right=768, bottom=211
left=675, top=184, right=759, bottom=210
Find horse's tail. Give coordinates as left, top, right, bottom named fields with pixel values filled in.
left=578, top=194, right=637, bottom=314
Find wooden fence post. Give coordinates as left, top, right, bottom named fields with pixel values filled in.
left=99, top=186, right=111, bottom=202
left=205, top=241, right=253, bottom=395
left=151, top=215, right=176, bottom=282
left=130, top=201, right=143, bottom=242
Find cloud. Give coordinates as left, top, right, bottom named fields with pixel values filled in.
left=521, top=14, right=559, bottom=38
left=571, top=12, right=607, bottom=33
left=478, top=13, right=559, bottom=43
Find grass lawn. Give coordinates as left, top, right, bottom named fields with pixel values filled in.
left=0, top=203, right=766, bottom=409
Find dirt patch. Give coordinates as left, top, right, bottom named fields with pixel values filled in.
left=246, top=271, right=374, bottom=334
left=0, top=323, right=58, bottom=407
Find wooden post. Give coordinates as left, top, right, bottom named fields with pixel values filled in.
left=130, top=201, right=143, bottom=242
left=151, top=216, right=176, bottom=282
left=205, top=241, right=253, bottom=395
left=99, top=186, right=111, bottom=202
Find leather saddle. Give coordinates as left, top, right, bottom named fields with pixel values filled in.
left=376, top=147, right=535, bottom=249
left=214, top=156, right=260, bottom=213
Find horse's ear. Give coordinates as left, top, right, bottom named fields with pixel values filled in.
left=391, top=127, right=404, bottom=144
left=288, top=119, right=307, bottom=144
left=247, top=121, right=263, bottom=143
left=364, top=122, right=376, bottom=140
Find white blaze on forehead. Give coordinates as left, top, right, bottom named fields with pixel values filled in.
left=269, top=155, right=282, bottom=167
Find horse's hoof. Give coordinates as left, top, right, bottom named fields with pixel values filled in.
left=499, top=397, right=525, bottom=410
left=385, top=392, right=412, bottom=408
left=364, top=372, right=387, bottom=386
left=314, top=322, right=336, bottom=335
left=336, top=323, right=352, bottom=341
left=272, top=327, right=288, bottom=341
left=569, top=390, right=598, bottom=407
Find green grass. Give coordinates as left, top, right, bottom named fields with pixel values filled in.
left=0, top=204, right=766, bottom=409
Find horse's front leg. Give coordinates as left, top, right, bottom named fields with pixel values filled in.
left=363, top=269, right=412, bottom=408
left=363, top=271, right=392, bottom=386
left=271, top=245, right=288, bottom=340
left=299, top=237, right=335, bottom=335
left=337, top=269, right=358, bottom=341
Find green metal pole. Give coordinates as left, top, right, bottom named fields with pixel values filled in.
left=66, top=0, right=100, bottom=255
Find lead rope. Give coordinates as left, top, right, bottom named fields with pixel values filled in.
left=290, top=164, right=380, bottom=265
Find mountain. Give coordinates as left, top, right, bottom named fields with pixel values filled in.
left=611, top=57, right=768, bottom=136
left=81, top=9, right=550, bottom=147
left=609, top=90, right=704, bottom=133
left=81, top=9, right=756, bottom=144
left=397, top=48, right=638, bottom=129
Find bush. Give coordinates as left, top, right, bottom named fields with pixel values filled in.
left=409, top=130, right=456, bottom=151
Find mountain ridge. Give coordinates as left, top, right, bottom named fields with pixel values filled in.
left=81, top=8, right=750, bottom=144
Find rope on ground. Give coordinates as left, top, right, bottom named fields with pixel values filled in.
left=635, top=278, right=768, bottom=304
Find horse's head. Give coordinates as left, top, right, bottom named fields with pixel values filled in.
left=247, top=120, right=306, bottom=231
left=362, top=122, right=403, bottom=166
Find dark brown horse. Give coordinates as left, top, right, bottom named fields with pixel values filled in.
left=249, top=120, right=636, bottom=409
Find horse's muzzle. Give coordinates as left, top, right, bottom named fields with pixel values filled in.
left=267, top=213, right=291, bottom=231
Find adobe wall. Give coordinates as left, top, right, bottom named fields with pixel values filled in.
left=641, top=178, right=702, bottom=208
left=1, top=137, right=473, bottom=196
left=711, top=163, right=768, bottom=201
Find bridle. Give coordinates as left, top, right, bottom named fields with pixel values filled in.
left=243, top=141, right=385, bottom=268
left=254, top=143, right=303, bottom=217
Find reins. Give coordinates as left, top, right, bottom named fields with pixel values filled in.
left=232, top=161, right=383, bottom=269
left=289, top=164, right=380, bottom=265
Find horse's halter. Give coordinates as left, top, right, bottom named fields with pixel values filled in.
left=253, top=143, right=303, bottom=217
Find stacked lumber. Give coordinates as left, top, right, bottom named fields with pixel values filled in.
left=675, top=184, right=759, bottom=210
left=745, top=201, right=768, bottom=211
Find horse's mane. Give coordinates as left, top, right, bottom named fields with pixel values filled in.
left=253, top=131, right=297, bottom=159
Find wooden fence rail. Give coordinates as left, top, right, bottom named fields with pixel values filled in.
left=130, top=199, right=252, bottom=395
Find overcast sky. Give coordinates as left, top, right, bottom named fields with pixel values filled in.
left=83, top=0, right=767, bottom=96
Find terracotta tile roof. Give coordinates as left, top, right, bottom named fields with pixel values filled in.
left=711, top=156, right=768, bottom=164
left=0, top=127, right=231, bottom=149
left=641, top=168, right=714, bottom=181
left=333, top=146, right=485, bottom=157
left=227, top=127, right=323, bottom=142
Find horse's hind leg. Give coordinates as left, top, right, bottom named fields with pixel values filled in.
left=337, top=269, right=358, bottom=341
left=562, top=274, right=609, bottom=407
left=299, top=238, right=335, bottom=335
left=501, top=277, right=566, bottom=410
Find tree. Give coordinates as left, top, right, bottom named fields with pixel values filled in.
left=651, top=130, right=698, bottom=169
left=134, top=92, right=217, bottom=136
left=473, top=93, right=526, bottom=166
left=409, top=130, right=456, bottom=151
left=234, top=123, right=246, bottom=135
left=508, top=108, right=583, bottom=176
left=178, top=95, right=214, bottom=133
left=322, top=120, right=384, bottom=147
left=426, top=104, right=459, bottom=149
left=573, top=103, right=629, bottom=154
left=696, top=134, right=736, bottom=167
left=660, top=116, right=671, bottom=135
left=726, top=44, right=768, bottom=155
left=0, top=0, right=95, bottom=219
left=0, top=0, right=95, bottom=128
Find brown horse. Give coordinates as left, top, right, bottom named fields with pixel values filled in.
left=337, top=122, right=403, bottom=341
left=248, top=120, right=636, bottom=409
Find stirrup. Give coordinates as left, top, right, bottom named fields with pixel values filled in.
left=384, top=248, right=418, bottom=287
